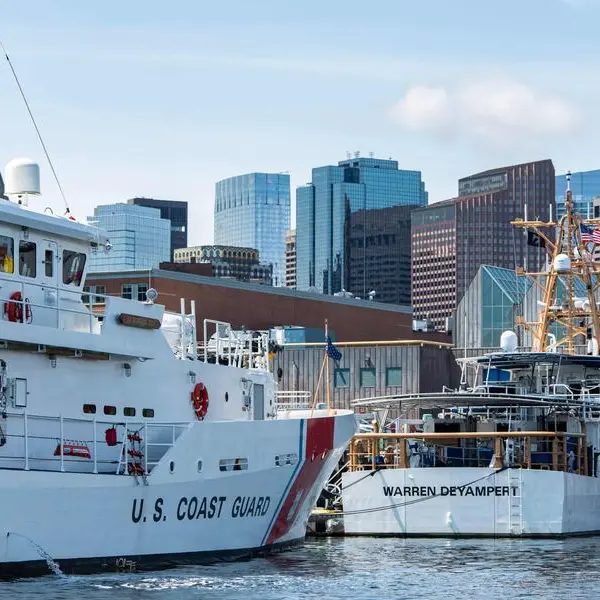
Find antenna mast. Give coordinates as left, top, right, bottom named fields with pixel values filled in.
left=512, top=170, right=600, bottom=354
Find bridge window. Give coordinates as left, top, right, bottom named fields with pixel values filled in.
left=0, top=236, right=14, bottom=274
left=44, top=249, right=53, bottom=277
left=63, top=250, right=86, bottom=286
left=19, top=241, right=36, bottom=278
left=219, top=457, right=248, bottom=472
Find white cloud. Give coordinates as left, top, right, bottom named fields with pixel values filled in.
left=389, top=80, right=579, bottom=146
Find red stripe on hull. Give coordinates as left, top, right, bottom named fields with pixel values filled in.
left=266, top=417, right=335, bottom=544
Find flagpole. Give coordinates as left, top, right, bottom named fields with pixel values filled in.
left=325, top=321, right=332, bottom=413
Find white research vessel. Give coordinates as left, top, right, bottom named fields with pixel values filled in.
left=0, top=159, right=356, bottom=577
left=341, top=172, right=600, bottom=538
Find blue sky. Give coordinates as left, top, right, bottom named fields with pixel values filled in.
left=1, top=0, right=599, bottom=244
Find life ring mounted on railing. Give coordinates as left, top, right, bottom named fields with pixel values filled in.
left=4, top=291, right=32, bottom=323
left=191, top=383, right=209, bottom=420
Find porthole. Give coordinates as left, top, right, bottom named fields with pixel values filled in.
left=104, top=405, right=116, bottom=416
left=142, top=408, right=154, bottom=418
left=225, top=392, right=229, bottom=402
left=169, top=461, right=175, bottom=473
left=83, top=404, right=96, bottom=414
left=197, top=460, right=203, bottom=472
left=124, top=407, right=136, bottom=417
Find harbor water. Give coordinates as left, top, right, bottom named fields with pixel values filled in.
left=2, top=536, right=600, bottom=599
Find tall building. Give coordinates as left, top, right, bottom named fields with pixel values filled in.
left=87, top=203, right=171, bottom=272
left=285, top=229, right=296, bottom=289
left=412, top=159, right=555, bottom=329
left=296, top=156, right=427, bottom=304
left=127, top=198, right=188, bottom=260
left=174, top=245, right=272, bottom=285
left=555, top=170, right=600, bottom=219
left=411, top=199, right=457, bottom=327
left=214, top=173, right=290, bottom=287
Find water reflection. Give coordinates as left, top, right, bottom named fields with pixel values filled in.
left=2, top=538, right=600, bottom=599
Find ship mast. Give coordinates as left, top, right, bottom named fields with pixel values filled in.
left=512, top=171, right=600, bottom=354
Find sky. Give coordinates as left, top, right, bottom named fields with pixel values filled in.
left=1, top=0, right=600, bottom=245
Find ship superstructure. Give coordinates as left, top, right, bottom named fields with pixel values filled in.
left=339, top=172, right=600, bottom=538
left=0, top=159, right=356, bottom=576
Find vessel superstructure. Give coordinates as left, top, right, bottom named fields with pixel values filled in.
left=0, top=159, right=356, bottom=577
left=340, top=172, right=600, bottom=537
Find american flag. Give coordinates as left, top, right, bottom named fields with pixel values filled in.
left=325, top=336, right=342, bottom=362
left=580, top=224, right=600, bottom=245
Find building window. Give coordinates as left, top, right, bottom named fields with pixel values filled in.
left=137, top=284, right=148, bottom=302
left=62, top=250, right=86, bottom=286
left=0, top=236, right=14, bottom=274
left=360, top=368, right=376, bottom=388
left=121, top=284, right=133, bottom=299
left=334, top=368, right=350, bottom=388
left=19, top=241, right=36, bottom=278
left=82, top=285, right=106, bottom=305
left=386, top=367, right=402, bottom=387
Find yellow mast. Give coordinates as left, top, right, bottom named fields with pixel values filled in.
left=512, top=171, right=600, bottom=353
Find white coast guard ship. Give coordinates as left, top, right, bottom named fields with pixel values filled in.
left=0, top=158, right=356, bottom=577
left=341, top=172, right=600, bottom=538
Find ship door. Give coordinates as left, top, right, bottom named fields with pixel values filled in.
left=253, top=384, right=265, bottom=421
left=39, top=240, right=59, bottom=327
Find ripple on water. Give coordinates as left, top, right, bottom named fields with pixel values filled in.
left=1, top=538, right=600, bottom=599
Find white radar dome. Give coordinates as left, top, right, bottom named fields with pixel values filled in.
left=500, top=330, right=518, bottom=352
left=4, top=158, right=40, bottom=196
left=553, top=254, right=571, bottom=273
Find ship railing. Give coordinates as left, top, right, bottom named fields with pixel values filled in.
left=0, top=275, right=105, bottom=334
left=275, top=390, right=312, bottom=411
left=0, top=412, right=191, bottom=475
left=200, top=319, right=270, bottom=371
left=348, top=431, right=589, bottom=476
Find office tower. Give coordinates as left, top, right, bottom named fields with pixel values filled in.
left=412, top=159, right=555, bottom=329
left=88, top=203, right=171, bottom=272
left=214, top=173, right=290, bottom=286
left=296, top=155, right=427, bottom=304
left=128, top=198, right=188, bottom=259
left=285, top=229, right=296, bottom=289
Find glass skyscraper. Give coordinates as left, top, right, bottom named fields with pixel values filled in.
left=127, top=197, right=188, bottom=260
left=296, top=157, right=427, bottom=304
left=87, top=203, right=171, bottom=272
left=555, top=169, right=600, bottom=219
left=214, top=173, right=290, bottom=286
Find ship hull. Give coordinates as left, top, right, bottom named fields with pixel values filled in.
left=0, top=411, right=356, bottom=577
left=342, top=467, right=600, bottom=537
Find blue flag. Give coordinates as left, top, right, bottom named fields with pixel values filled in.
left=326, top=336, right=342, bottom=361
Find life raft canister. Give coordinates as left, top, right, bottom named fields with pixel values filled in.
left=4, top=291, right=31, bottom=323
left=191, top=383, right=209, bottom=420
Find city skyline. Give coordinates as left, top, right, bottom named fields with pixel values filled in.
left=1, top=0, right=599, bottom=246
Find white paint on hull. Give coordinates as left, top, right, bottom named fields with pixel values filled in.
left=342, top=467, right=600, bottom=537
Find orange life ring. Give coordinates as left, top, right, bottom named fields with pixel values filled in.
left=191, top=383, right=209, bottom=420
left=4, top=291, right=31, bottom=323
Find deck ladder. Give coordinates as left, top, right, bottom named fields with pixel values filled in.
left=507, top=468, right=523, bottom=535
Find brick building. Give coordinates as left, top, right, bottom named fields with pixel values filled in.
left=86, top=267, right=451, bottom=343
